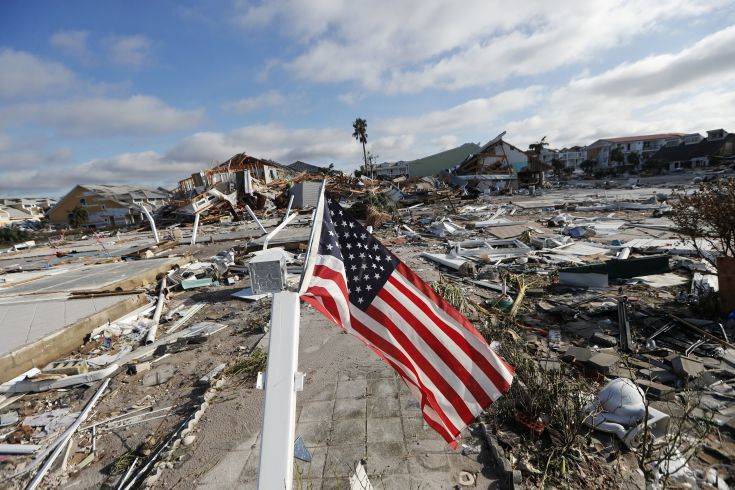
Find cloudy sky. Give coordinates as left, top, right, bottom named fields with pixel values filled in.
left=1, top=0, right=734, bottom=196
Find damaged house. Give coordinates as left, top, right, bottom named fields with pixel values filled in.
left=450, top=132, right=526, bottom=192
left=287, top=160, right=332, bottom=175
left=47, top=184, right=171, bottom=229
left=649, top=129, right=735, bottom=171
left=0, top=197, right=55, bottom=227
left=178, top=153, right=295, bottom=197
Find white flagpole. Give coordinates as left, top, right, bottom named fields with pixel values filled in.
left=298, top=179, right=327, bottom=294
left=256, top=178, right=325, bottom=490
left=256, top=291, right=300, bottom=490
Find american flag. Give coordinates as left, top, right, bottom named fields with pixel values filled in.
left=300, top=192, right=514, bottom=446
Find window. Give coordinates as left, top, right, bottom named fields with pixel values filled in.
left=79, top=198, right=87, bottom=205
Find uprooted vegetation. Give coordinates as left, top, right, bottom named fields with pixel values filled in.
left=472, top=274, right=717, bottom=489
left=479, top=315, right=614, bottom=487
left=671, top=177, right=735, bottom=262
left=227, top=348, right=268, bottom=379
left=432, top=276, right=469, bottom=314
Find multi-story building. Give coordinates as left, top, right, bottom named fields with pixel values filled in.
left=651, top=129, right=734, bottom=171
left=538, top=148, right=559, bottom=165
left=587, top=133, right=684, bottom=168
left=558, top=146, right=587, bottom=170
left=361, top=161, right=410, bottom=179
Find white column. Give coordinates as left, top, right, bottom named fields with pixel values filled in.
left=245, top=205, right=267, bottom=235
left=257, top=291, right=300, bottom=490
left=284, top=194, right=295, bottom=223
left=191, top=212, right=200, bottom=245
left=137, top=204, right=160, bottom=244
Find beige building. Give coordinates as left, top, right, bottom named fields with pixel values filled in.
left=47, top=184, right=170, bottom=229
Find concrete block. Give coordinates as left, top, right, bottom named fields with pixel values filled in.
left=638, top=368, right=677, bottom=385
left=671, top=356, right=704, bottom=379
left=480, top=423, right=523, bottom=489
left=636, top=379, right=675, bottom=400
left=587, top=352, right=620, bottom=374
left=43, top=358, right=88, bottom=375
left=561, top=346, right=594, bottom=364
left=589, top=332, right=618, bottom=347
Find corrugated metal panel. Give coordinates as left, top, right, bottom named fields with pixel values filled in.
left=290, top=181, right=322, bottom=209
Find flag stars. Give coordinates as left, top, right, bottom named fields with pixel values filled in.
left=323, top=200, right=399, bottom=310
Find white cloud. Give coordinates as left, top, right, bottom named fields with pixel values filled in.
left=566, top=25, right=735, bottom=98
left=502, top=27, right=735, bottom=148
left=50, top=30, right=91, bottom=60
left=0, top=133, right=10, bottom=152
left=0, top=48, right=76, bottom=99
left=105, top=34, right=152, bottom=67
left=379, top=87, right=542, bottom=136
left=0, top=83, right=543, bottom=194
left=337, top=92, right=364, bottom=106
left=435, top=135, right=458, bottom=150
left=168, top=124, right=359, bottom=164
left=238, top=0, right=731, bottom=93
left=9, top=95, right=204, bottom=137
left=224, top=90, right=285, bottom=113
left=4, top=21, right=735, bottom=196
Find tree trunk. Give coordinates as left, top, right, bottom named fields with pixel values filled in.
left=362, top=141, right=368, bottom=178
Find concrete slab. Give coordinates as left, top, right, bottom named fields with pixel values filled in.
left=323, top=445, right=366, bottom=479
left=296, top=420, right=333, bottom=447
left=0, top=293, right=147, bottom=382
left=367, top=395, right=400, bottom=419
left=0, top=294, right=137, bottom=356
left=334, top=398, right=366, bottom=420
left=300, top=400, right=335, bottom=423
left=0, top=256, right=184, bottom=296
left=366, top=442, right=409, bottom=476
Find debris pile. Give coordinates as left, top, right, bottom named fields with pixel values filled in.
left=2, top=156, right=735, bottom=488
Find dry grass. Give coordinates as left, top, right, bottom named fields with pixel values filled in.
left=227, top=348, right=268, bottom=379
left=111, top=449, right=136, bottom=475
left=432, top=278, right=468, bottom=314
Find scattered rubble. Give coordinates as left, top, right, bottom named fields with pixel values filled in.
left=2, top=165, right=735, bottom=489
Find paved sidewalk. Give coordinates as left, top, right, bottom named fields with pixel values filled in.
left=242, top=362, right=495, bottom=489
left=198, top=305, right=497, bottom=489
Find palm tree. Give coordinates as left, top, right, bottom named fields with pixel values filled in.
left=69, top=205, right=88, bottom=228
left=528, top=136, right=548, bottom=157
left=352, top=118, right=368, bottom=175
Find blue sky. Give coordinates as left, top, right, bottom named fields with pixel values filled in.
left=1, top=0, right=735, bottom=196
